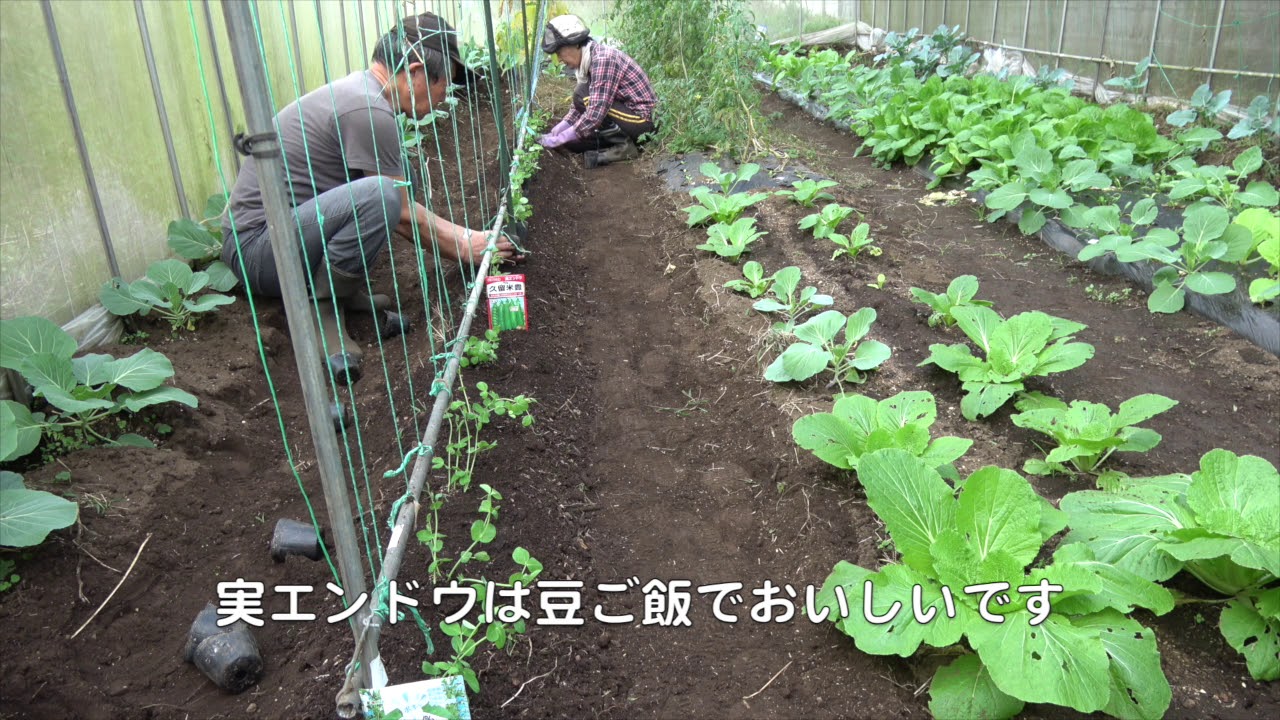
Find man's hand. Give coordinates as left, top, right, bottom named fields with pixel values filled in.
left=459, top=228, right=515, bottom=264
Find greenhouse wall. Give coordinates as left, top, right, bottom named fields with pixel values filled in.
left=0, top=0, right=437, bottom=327
left=752, top=0, right=1280, bottom=104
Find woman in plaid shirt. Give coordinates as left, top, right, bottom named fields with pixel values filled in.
left=538, top=15, right=658, bottom=168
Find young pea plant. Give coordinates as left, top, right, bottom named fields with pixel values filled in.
left=699, top=161, right=761, bottom=194
left=764, top=308, right=891, bottom=391
left=460, top=329, right=500, bottom=368
left=751, top=266, right=834, bottom=333
left=775, top=178, right=838, bottom=207
left=696, top=218, right=767, bottom=261
left=828, top=222, right=880, bottom=261
left=799, top=202, right=859, bottom=240
left=723, top=260, right=774, bottom=298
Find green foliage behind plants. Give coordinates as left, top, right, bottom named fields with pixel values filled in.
left=610, top=0, right=768, bottom=156
left=792, top=390, right=971, bottom=478
left=909, top=275, right=994, bottom=328
left=100, top=258, right=237, bottom=333
left=1011, top=392, right=1179, bottom=477
left=921, top=307, right=1094, bottom=420
left=1061, top=449, right=1280, bottom=680
left=0, top=316, right=197, bottom=463
left=817, top=449, right=1173, bottom=720
left=763, top=308, right=890, bottom=389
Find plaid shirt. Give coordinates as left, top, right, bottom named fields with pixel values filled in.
left=565, top=41, right=656, bottom=135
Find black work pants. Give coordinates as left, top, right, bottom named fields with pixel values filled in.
left=560, top=82, right=655, bottom=153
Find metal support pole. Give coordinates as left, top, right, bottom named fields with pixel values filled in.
left=42, top=0, right=120, bottom=280
left=1142, top=0, right=1163, bottom=97
left=1092, top=0, right=1112, bottom=93
left=355, top=0, right=369, bottom=60
left=483, top=0, right=513, bottom=196
left=339, top=0, right=351, bottom=75
left=135, top=0, right=190, bottom=221
left=312, top=0, right=332, bottom=85
left=1021, top=0, right=1031, bottom=50
left=965, top=0, right=972, bottom=39
left=1206, top=0, right=1227, bottom=91
left=289, top=0, right=306, bottom=91
left=521, top=0, right=534, bottom=108
left=991, top=0, right=1000, bottom=43
left=1054, top=0, right=1069, bottom=70
left=942, top=0, right=949, bottom=27
left=203, top=0, right=240, bottom=173
left=219, top=4, right=375, bottom=716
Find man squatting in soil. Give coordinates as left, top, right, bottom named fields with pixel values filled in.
left=537, top=15, right=659, bottom=168
left=221, top=12, right=516, bottom=383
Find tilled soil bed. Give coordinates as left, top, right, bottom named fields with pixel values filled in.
left=2, top=89, right=1278, bottom=720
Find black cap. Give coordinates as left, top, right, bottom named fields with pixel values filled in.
left=401, top=13, right=467, bottom=83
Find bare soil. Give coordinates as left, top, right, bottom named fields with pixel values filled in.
left=1, top=88, right=1278, bottom=720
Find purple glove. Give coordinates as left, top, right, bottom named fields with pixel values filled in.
left=538, top=126, right=578, bottom=149
left=549, top=119, right=572, bottom=136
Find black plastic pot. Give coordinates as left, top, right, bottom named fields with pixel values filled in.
left=269, top=518, right=326, bottom=563
left=184, top=602, right=264, bottom=694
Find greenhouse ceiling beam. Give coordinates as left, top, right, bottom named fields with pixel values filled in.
left=202, top=0, right=240, bottom=174
left=1143, top=0, right=1164, bottom=97
left=135, top=0, right=191, bottom=220
left=1206, top=0, right=1227, bottom=91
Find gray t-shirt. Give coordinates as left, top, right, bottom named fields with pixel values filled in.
left=223, top=70, right=402, bottom=239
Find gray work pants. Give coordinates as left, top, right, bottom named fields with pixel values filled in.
left=223, top=176, right=402, bottom=297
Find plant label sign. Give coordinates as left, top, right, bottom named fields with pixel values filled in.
left=359, top=675, right=471, bottom=719
left=486, top=274, right=528, bottom=331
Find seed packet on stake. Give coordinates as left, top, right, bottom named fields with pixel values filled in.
left=486, top=274, right=528, bottom=331
left=360, top=675, right=471, bottom=719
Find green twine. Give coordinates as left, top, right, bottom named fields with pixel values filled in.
left=383, top=446, right=431, bottom=479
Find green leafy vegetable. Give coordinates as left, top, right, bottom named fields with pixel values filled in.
left=764, top=309, right=890, bottom=389
left=101, top=258, right=237, bottom=332
left=683, top=187, right=769, bottom=226
left=909, top=275, right=993, bottom=327
left=723, top=261, right=774, bottom=298
left=1061, top=449, right=1280, bottom=680
left=696, top=218, right=767, bottom=261
left=775, top=178, right=838, bottom=207
left=799, top=202, right=858, bottom=240
left=1011, top=392, right=1178, bottom=476
left=751, top=266, right=834, bottom=333
left=0, top=472, right=79, bottom=548
left=816, top=449, right=1172, bottom=719
left=792, top=390, right=971, bottom=477
left=921, top=307, right=1094, bottom=420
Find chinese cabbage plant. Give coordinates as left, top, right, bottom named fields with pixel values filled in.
left=921, top=307, right=1094, bottom=420
left=1115, top=203, right=1254, bottom=313
left=799, top=202, right=858, bottom=240
left=816, top=449, right=1173, bottom=720
left=751, top=266, right=834, bottom=333
left=908, top=274, right=993, bottom=328
left=0, top=316, right=198, bottom=462
left=1061, top=450, right=1280, bottom=680
left=0, top=471, right=78, bottom=548
left=1235, top=207, right=1280, bottom=304
left=699, top=161, right=761, bottom=194
left=723, top=261, right=774, bottom=298
left=696, top=218, right=766, bottom=261
left=683, top=187, right=770, bottom=226
left=776, top=178, right=838, bottom=207
left=763, top=309, right=890, bottom=389
left=827, top=222, right=880, bottom=262
left=1010, top=392, right=1178, bottom=477
left=101, top=258, right=238, bottom=332
left=792, top=390, right=972, bottom=479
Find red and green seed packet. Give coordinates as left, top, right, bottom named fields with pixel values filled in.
left=486, top=274, right=528, bottom=331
